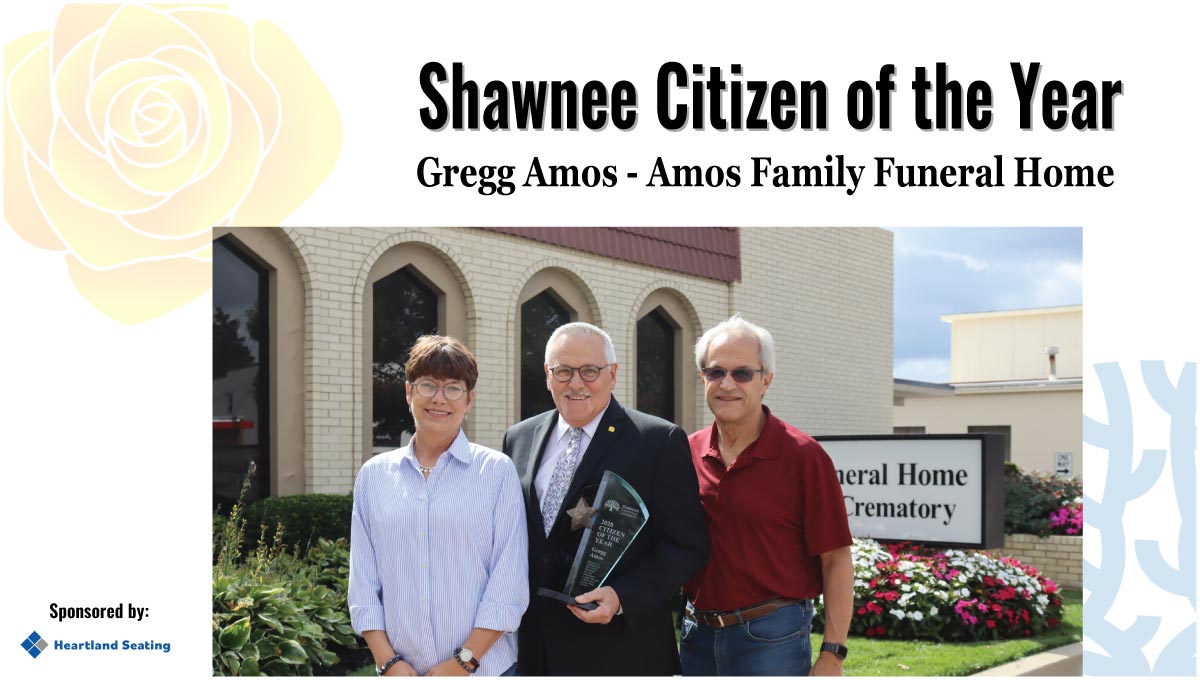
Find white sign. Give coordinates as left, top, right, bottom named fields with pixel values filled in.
left=820, top=438, right=986, bottom=545
left=1055, top=452, right=1073, bottom=477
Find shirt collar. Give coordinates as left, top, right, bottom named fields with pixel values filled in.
left=554, top=397, right=609, bottom=443
left=403, top=429, right=471, bottom=465
left=703, top=405, right=780, bottom=461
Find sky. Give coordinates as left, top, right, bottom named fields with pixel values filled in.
left=891, top=227, right=1082, bottom=383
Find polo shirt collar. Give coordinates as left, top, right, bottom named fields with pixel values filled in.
left=702, top=405, right=782, bottom=462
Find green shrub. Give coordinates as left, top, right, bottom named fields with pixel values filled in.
left=242, top=494, right=353, bottom=553
left=213, top=470, right=363, bottom=676
left=213, top=557, right=358, bottom=675
left=1004, top=465, right=1082, bottom=537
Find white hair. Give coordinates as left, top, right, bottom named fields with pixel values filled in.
left=545, top=322, right=617, bottom=365
left=694, top=313, right=776, bottom=374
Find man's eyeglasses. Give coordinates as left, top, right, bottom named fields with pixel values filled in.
left=700, top=367, right=766, bottom=383
left=548, top=364, right=611, bottom=383
left=409, top=381, right=467, bottom=401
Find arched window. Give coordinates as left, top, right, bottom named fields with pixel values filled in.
left=520, top=291, right=571, bottom=420
left=635, top=290, right=699, bottom=430
left=515, top=268, right=597, bottom=423
left=212, top=228, right=306, bottom=509
left=372, top=267, right=439, bottom=449
left=363, top=244, right=469, bottom=458
left=636, top=307, right=677, bottom=421
left=213, top=237, right=270, bottom=511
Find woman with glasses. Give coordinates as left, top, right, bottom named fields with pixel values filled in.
left=350, top=335, right=528, bottom=676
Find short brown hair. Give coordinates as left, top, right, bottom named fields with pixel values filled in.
left=404, top=335, right=478, bottom=390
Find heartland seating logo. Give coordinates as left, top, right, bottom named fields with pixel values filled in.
left=21, top=631, right=49, bottom=658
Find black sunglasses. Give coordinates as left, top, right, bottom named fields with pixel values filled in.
left=700, top=367, right=766, bottom=383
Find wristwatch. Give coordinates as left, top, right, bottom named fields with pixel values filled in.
left=454, top=647, right=480, bottom=674
left=820, top=641, right=849, bottom=660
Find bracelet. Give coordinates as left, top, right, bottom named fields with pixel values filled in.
left=377, top=653, right=405, bottom=676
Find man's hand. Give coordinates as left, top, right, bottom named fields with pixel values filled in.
left=382, top=659, right=419, bottom=677
left=811, top=652, right=844, bottom=676
left=568, top=585, right=621, bottom=624
left=424, top=659, right=469, bottom=676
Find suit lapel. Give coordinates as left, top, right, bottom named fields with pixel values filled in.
left=523, top=411, right=557, bottom=529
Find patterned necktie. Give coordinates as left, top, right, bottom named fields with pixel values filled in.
left=541, top=427, right=584, bottom=536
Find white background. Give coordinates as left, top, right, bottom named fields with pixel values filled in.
left=3, top=1, right=1197, bottom=676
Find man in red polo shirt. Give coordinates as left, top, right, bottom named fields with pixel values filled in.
left=681, top=314, right=854, bottom=676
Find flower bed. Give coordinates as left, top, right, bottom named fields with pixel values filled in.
left=816, top=539, right=1064, bottom=642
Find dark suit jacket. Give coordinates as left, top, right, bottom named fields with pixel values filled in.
left=502, top=398, right=708, bottom=676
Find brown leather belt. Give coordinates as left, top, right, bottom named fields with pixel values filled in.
left=689, top=597, right=811, bottom=630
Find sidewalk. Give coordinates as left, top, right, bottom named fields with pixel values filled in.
left=974, top=643, right=1082, bottom=676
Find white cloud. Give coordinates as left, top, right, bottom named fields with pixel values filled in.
left=897, top=245, right=991, bottom=272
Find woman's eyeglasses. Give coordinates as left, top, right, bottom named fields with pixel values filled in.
left=409, top=381, right=467, bottom=400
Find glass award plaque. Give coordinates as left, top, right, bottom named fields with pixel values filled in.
left=537, top=470, right=649, bottom=610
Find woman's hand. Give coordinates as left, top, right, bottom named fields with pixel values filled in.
left=384, top=659, right=419, bottom=676
left=424, top=659, right=470, bottom=676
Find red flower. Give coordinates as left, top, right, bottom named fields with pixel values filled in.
left=875, top=626, right=886, bottom=636
left=866, top=628, right=875, bottom=637
left=986, top=620, right=997, bottom=629
left=857, top=607, right=867, bottom=616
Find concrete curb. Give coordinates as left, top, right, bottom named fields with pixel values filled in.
left=974, top=642, right=1082, bottom=676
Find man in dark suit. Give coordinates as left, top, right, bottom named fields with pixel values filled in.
left=502, top=322, right=708, bottom=676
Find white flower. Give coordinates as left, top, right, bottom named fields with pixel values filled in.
left=890, top=609, right=906, bottom=619
left=901, top=584, right=912, bottom=592
left=911, top=611, right=924, bottom=622
left=960, top=588, right=970, bottom=597
left=929, top=607, right=939, bottom=616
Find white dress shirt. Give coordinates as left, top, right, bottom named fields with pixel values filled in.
left=533, top=403, right=608, bottom=504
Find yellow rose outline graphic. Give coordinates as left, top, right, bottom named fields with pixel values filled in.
left=4, top=4, right=341, bottom=324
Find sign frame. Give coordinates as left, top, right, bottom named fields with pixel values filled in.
left=816, top=433, right=1007, bottom=550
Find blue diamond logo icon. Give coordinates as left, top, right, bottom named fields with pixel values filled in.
left=21, top=631, right=47, bottom=659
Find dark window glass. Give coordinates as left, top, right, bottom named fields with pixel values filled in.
left=521, top=292, right=570, bottom=420
left=637, top=308, right=676, bottom=422
left=968, top=425, right=1012, bottom=462
left=893, top=426, right=926, bottom=434
left=213, top=238, right=269, bottom=512
left=374, top=267, right=438, bottom=450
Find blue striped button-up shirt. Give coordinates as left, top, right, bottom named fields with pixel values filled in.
left=349, top=431, right=529, bottom=675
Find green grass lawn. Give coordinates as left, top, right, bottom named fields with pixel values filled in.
left=836, top=590, right=1082, bottom=676
left=350, top=590, right=1082, bottom=676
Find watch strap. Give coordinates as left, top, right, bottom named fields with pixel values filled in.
left=820, top=641, right=849, bottom=660
left=454, top=647, right=480, bottom=673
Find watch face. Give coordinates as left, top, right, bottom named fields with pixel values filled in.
left=457, top=649, right=475, bottom=663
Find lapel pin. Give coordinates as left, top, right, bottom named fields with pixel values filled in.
left=608, top=426, right=615, bottom=432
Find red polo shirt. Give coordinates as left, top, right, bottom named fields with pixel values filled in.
left=684, top=406, right=852, bottom=611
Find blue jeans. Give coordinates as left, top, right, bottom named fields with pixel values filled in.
left=499, top=662, right=518, bottom=676
left=679, top=601, right=814, bottom=676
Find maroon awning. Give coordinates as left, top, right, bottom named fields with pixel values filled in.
left=480, top=227, right=740, bottom=283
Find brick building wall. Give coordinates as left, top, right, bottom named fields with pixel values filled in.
left=1002, top=533, right=1083, bottom=589
left=233, top=227, right=892, bottom=494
